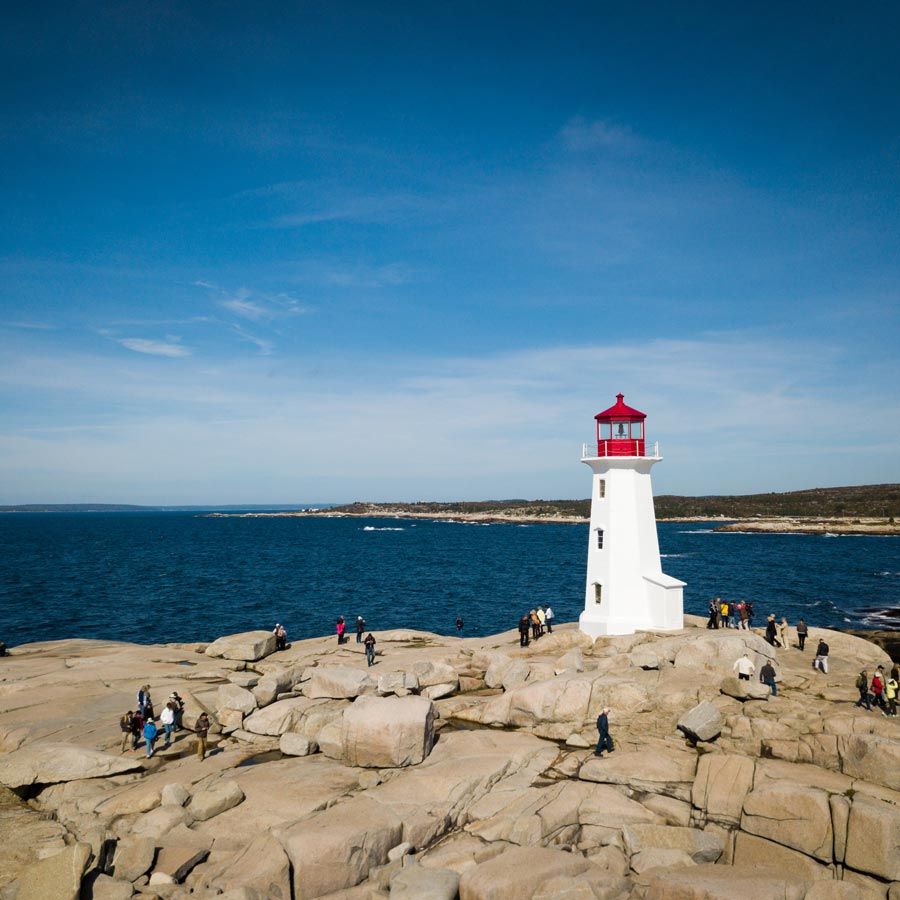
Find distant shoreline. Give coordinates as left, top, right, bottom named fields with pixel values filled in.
left=202, top=507, right=900, bottom=535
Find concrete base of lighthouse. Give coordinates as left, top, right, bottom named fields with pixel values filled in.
left=579, top=574, right=685, bottom=638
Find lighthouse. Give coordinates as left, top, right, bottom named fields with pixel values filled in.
left=578, top=393, right=685, bottom=638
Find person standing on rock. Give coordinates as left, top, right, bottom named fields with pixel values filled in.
left=137, top=685, right=152, bottom=717
left=455, top=615, right=464, bottom=633
left=273, top=623, right=287, bottom=651
left=545, top=605, right=554, bottom=633
left=765, top=615, right=780, bottom=647
left=885, top=672, right=898, bottom=717
left=720, top=599, right=730, bottom=628
left=796, top=619, right=808, bottom=651
left=120, top=711, right=134, bottom=752
left=356, top=616, right=366, bottom=643
left=518, top=614, right=530, bottom=647
left=706, top=598, right=719, bottom=629
left=130, top=709, right=144, bottom=750
left=813, top=639, right=829, bottom=673
left=759, top=661, right=778, bottom=696
left=746, top=601, right=755, bottom=628
left=733, top=653, right=755, bottom=681
left=777, top=617, right=790, bottom=649
left=160, top=702, right=176, bottom=749
left=195, top=711, right=210, bottom=760
left=594, top=708, right=614, bottom=757
left=169, top=692, right=185, bottom=730
left=855, top=670, right=872, bottom=710
left=737, top=602, right=749, bottom=630
left=336, top=616, right=346, bottom=644
left=530, top=609, right=541, bottom=641
left=364, top=632, right=376, bottom=666
left=143, top=716, right=158, bottom=758
left=537, top=607, right=546, bottom=636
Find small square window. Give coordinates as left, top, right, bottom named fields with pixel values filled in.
left=596, top=528, right=604, bottom=549
left=594, top=583, right=602, bottom=605
left=598, top=479, right=606, bottom=499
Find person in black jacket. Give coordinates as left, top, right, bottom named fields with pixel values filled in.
left=595, top=707, right=614, bottom=757
left=813, top=639, right=829, bottom=674
left=796, top=619, right=808, bottom=651
left=518, top=615, right=530, bottom=647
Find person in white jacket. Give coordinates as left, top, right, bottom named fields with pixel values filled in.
left=160, top=702, right=176, bottom=749
left=733, top=653, right=755, bottom=681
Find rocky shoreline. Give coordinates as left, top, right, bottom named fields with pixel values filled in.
left=1, top=618, right=898, bottom=899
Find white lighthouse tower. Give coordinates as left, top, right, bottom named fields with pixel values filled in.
left=578, top=393, right=685, bottom=638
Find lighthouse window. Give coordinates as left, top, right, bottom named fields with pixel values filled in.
left=597, top=479, right=606, bottom=499
left=594, top=583, right=602, bottom=605
left=631, top=421, right=643, bottom=439
left=596, top=528, right=604, bottom=549
left=613, top=421, right=628, bottom=438
left=600, top=422, right=612, bottom=440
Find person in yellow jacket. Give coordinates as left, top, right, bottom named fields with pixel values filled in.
left=885, top=674, right=898, bottom=717
left=719, top=600, right=730, bottom=628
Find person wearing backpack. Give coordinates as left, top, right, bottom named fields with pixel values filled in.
left=119, top=711, right=134, bottom=753
left=854, top=670, right=871, bottom=710
left=796, top=619, right=808, bottom=651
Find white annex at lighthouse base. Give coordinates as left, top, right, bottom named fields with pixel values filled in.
left=579, top=393, right=685, bottom=638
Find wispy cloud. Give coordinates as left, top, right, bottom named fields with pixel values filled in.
left=1, top=321, right=56, bottom=330
left=559, top=117, right=642, bottom=153
left=117, top=337, right=191, bottom=358
left=194, top=281, right=312, bottom=322
left=231, top=325, right=273, bottom=356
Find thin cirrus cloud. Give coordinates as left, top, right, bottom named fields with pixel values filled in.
left=117, top=337, right=191, bottom=358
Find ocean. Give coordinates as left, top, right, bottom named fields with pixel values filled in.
left=0, top=512, right=898, bottom=647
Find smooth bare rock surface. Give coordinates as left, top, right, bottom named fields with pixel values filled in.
left=304, top=665, right=377, bottom=699
left=389, top=863, right=459, bottom=900
left=194, top=833, right=291, bottom=899
left=0, top=743, right=142, bottom=788
left=10, top=842, right=92, bottom=900
left=623, top=824, right=724, bottom=863
left=720, top=675, right=772, bottom=701
left=153, top=845, right=210, bottom=882
left=242, top=696, right=312, bottom=735
left=205, top=631, right=277, bottom=662
left=130, top=805, right=191, bottom=840
left=459, top=846, right=597, bottom=900
left=677, top=700, right=723, bottom=742
left=838, top=733, right=900, bottom=791
left=216, top=683, right=258, bottom=715
left=160, top=782, right=190, bottom=807
left=732, top=832, right=832, bottom=881
left=844, top=793, right=900, bottom=881
left=741, top=783, right=833, bottom=861
left=341, top=695, right=435, bottom=768
left=579, top=747, right=698, bottom=801
left=638, top=863, right=810, bottom=899
left=188, top=780, right=244, bottom=821
left=279, top=732, right=317, bottom=756
left=89, top=874, right=134, bottom=900
left=112, top=835, right=157, bottom=882
left=691, top=753, right=755, bottom=826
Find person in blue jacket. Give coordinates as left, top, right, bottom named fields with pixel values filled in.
left=143, top=716, right=158, bottom=758
left=595, top=707, right=614, bottom=757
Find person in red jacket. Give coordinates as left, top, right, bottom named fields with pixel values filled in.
left=871, top=667, right=887, bottom=712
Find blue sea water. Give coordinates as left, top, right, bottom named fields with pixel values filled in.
left=0, top=512, right=898, bottom=647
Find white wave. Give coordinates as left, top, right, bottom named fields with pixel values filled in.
left=660, top=553, right=688, bottom=558
left=361, top=526, right=405, bottom=532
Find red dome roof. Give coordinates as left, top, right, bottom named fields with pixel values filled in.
left=594, top=393, right=646, bottom=421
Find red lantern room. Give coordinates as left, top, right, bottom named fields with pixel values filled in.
left=595, top=393, right=646, bottom=457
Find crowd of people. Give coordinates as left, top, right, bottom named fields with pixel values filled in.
left=517, top=606, right=554, bottom=646
left=855, top=665, right=899, bottom=716
left=119, top=687, right=211, bottom=760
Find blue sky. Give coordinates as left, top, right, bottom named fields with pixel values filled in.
left=1, top=2, right=899, bottom=504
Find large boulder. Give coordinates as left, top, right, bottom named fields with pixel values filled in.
left=741, top=783, right=833, bottom=861
left=0, top=744, right=141, bottom=789
left=844, top=794, right=900, bottom=882
left=390, top=863, right=460, bottom=900
left=341, top=695, right=436, bottom=768
left=188, top=781, right=245, bottom=822
left=112, top=835, right=156, bottom=882
left=243, top=697, right=312, bottom=736
left=837, top=734, right=900, bottom=792
left=677, top=701, right=723, bottom=743
left=193, top=833, right=291, bottom=899
left=672, top=632, right=775, bottom=672
left=377, top=670, right=419, bottom=696
left=638, top=863, right=810, bottom=899
left=216, top=683, right=258, bottom=715
left=281, top=796, right=403, bottom=899
left=720, top=676, right=772, bottom=702
left=691, top=753, right=755, bottom=826
left=205, top=630, right=277, bottom=662
left=622, top=824, right=723, bottom=864
left=9, top=842, right=92, bottom=900
left=279, top=732, right=318, bottom=756
left=304, top=665, right=377, bottom=699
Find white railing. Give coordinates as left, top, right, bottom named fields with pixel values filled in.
left=582, top=440, right=660, bottom=459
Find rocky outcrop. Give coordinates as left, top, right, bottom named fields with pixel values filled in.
left=303, top=665, right=377, bottom=699
left=340, top=695, right=436, bottom=767
left=0, top=744, right=142, bottom=789
left=204, top=630, right=277, bottom=662
left=7, top=842, right=92, bottom=900
left=677, top=700, right=723, bottom=742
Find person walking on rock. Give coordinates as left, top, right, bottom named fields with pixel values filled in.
left=356, top=616, right=366, bottom=643
left=759, top=661, right=778, bottom=696
left=778, top=617, right=789, bottom=649
left=733, top=653, right=755, bottom=681
left=169, top=692, right=185, bottom=730
left=364, top=632, right=376, bottom=666
left=120, top=711, right=134, bottom=752
left=872, top=667, right=887, bottom=712
left=855, top=670, right=872, bottom=710
left=545, top=605, right=554, bottom=633
left=813, top=639, right=829, bottom=673
left=195, top=712, right=210, bottom=760
left=143, top=716, right=158, bottom=758
left=796, top=619, right=808, bottom=651
left=594, top=707, right=614, bottom=757
left=518, top=614, right=530, bottom=647
left=160, top=702, right=176, bottom=749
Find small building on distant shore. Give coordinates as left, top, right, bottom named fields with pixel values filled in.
left=579, top=393, right=685, bottom=637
